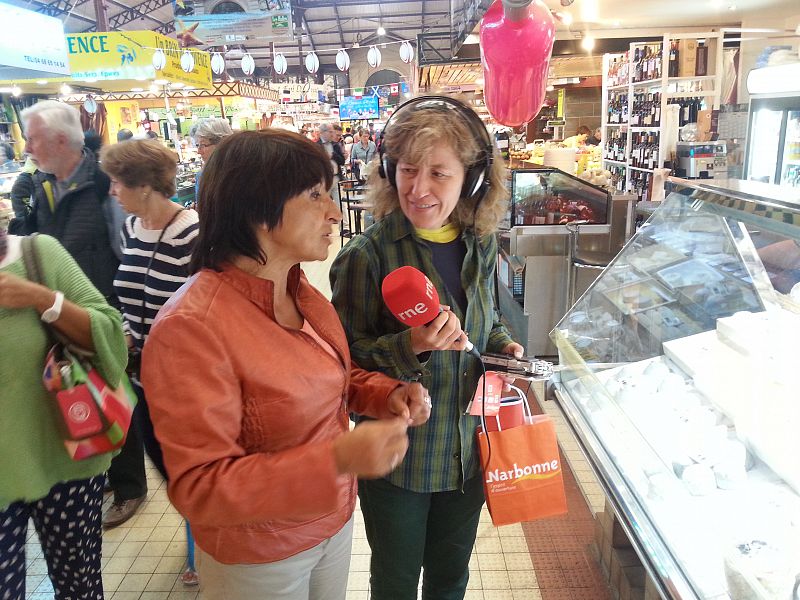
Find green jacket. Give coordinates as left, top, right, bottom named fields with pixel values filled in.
left=330, top=210, right=514, bottom=492
left=0, top=235, right=127, bottom=509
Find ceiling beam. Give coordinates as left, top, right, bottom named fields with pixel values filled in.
left=296, top=0, right=426, bottom=7
left=316, top=24, right=449, bottom=35
left=332, top=3, right=346, bottom=48
left=83, top=0, right=170, bottom=31
left=304, top=11, right=450, bottom=24
left=31, top=0, right=95, bottom=25
left=155, top=20, right=175, bottom=35
left=301, top=13, right=317, bottom=52
left=107, top=0, right=167, bottom=26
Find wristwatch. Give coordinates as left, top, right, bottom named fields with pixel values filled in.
left=41, top=291, right=65, bottom=324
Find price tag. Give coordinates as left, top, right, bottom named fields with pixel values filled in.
left=468, top=372, right=504, bottom=417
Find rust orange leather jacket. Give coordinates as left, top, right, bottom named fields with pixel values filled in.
left=142, top=265, right=401, bottom=564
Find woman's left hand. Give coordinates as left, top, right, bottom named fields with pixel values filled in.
left=0, top=272, right=53, bottom=311
left=498, top=342, right=526, bottom=391
left=387, top=382, right=432, bottom=427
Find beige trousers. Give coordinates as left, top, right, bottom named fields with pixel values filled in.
left=197, top=516, right=354, bottom=600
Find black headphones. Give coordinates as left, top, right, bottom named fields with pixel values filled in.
left=377, top=96, right=494, bottom=206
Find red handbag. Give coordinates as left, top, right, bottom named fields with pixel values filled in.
left=23, top=235, right=137, bottom=461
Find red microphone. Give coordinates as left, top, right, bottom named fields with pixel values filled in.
left=381, top=266, right=479, bottom=357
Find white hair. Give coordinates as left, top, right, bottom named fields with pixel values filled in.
left=192, top=118, right=233, bottom=144
left=21, top=100, right=84, bottom=150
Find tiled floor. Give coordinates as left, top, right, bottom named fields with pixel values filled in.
left=22, top=237, right=612, bottom=600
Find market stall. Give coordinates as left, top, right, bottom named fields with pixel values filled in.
left=1, top=31, right=212, bottom=144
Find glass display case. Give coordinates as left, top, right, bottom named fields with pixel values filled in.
left=550, top=178, right=800, bottom=600
left=510, top=168, right=610, bottom=227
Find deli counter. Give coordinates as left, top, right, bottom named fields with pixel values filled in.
left=498, top=167, right=635, bottom=356
left=549, top=178, right=800, bottom=599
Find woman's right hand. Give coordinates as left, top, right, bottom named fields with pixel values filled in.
left=333, top=417, right=410, bottom=478
left=409, top=307, right=469, bottom=355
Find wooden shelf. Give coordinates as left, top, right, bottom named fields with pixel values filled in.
left=631, top=79, right=663, bottom=88
left=668, top=75, right=716, bottom=82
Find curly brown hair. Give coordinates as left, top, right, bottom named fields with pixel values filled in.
left=368, top=97, right=508, bottom=236
left=100, top=139, right=178, bottom=198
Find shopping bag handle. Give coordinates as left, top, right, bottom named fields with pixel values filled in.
left=479, top=384, right=533, bottom=433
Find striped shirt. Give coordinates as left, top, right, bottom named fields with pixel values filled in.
left=330, top=209, right=514, bottom=493
left=114, top=210, right=199, bottom=349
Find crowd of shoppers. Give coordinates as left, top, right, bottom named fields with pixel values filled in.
left=0, top=95, right=522, bottom=600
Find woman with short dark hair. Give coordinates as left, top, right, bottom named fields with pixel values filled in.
left=141, top=129, right=431, bottom=600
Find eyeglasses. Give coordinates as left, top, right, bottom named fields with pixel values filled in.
left=197, top=142, right=217, bottom=149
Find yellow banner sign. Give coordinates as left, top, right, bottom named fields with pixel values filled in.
left=52, top=31, right=211, bottom=89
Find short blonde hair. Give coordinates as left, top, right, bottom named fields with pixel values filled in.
left=368, top=98, right=508, bottom=236
left=100, top=140, right=178, bottom=197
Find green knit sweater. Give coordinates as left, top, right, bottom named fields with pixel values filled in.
left=0, top=235, right=127, bottom=509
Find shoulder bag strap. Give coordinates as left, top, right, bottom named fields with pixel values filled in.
left=21, top=234, right=59, bottom=346
left=138, top=208, right=184, bottom=343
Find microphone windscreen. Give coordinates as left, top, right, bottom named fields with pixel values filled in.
left=381, top=266, right=440, bottom=328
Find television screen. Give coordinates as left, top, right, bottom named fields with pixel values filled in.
left=339, top=95, right=380, bottom=120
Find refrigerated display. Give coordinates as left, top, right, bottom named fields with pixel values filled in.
left=781, top=111, right=800, bottom=188
left=550, top=177, right=800, bottom=600
left=744, top=93, right=800, bottom=188
left=497, top=168, right=636, bottom=357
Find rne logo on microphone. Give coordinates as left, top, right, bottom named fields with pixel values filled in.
left=424, top=276, right=435, bottom=300
left=396, top=303, right=429, bottom=321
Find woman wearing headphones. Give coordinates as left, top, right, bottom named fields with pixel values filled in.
left=330, top=96, right=524, bottom=600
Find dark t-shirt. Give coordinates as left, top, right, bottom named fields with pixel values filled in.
left=428, top=238, right=468, bottom=313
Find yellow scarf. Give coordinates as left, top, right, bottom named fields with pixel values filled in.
left=415, top=222, right=461, bottom=243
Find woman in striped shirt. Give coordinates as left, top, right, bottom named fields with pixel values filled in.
left=101, top=139, right=200, bottom=581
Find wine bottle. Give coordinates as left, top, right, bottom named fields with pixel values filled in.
left=695, top=40, right=708, bottom=77
left=668, top=41, right=679, bottom=77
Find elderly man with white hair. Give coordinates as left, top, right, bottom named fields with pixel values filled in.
left=317, top=122, right=348, bottom=232
left=11, top=100, right=121, bottom=300
left=9, top=99, right=147, bottom=528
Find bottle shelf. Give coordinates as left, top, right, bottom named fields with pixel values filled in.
left=602, top=31, right=723, bottom=176
left=665, top=90, right=716, bottom=99
left=632, top=79, right=663, bottom=88
left=668, top=75, right=716, bottom=82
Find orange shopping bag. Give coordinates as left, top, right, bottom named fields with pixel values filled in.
left=477, top=388, right=568, bottom=526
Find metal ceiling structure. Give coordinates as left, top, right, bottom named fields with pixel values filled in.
left=5, top=0, right=794, bottom=77
left=6, top=0, right=456, bottom=74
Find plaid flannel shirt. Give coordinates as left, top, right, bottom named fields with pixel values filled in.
left=330, top=210, right=515, bottom=493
